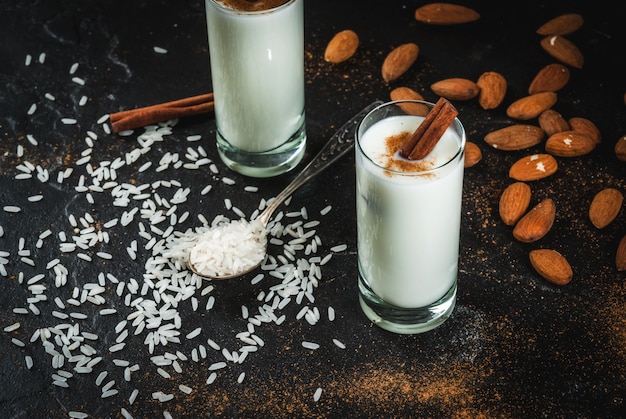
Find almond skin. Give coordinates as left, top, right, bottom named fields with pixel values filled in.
left=414, top=3, right=480, bottom=25
left=390, top=86, right=424, bottom=102
left=464, top=141, right=482, bottom=168
left=538, top=109, right=570, bottom=136
left=507, top=92, right=557, bottom=120
left=540, top=35, right=584, bottom=69
left=545, top=131, right=596, bottom=157
left=509, top=154, right=558, bottom=181
left=536, top=13, right=584, bottom=36
left=382, top=43, right=419, bottom=82
left=513, top=198, right=556, bottom=243
left=615, top=134, right=626, bottom=162
left=589, top=188, right=623, bottom=229
left=431, top=78, right=480, bottom=101
left=528, top=63, right=570, bottom=94
left=484, top=125, right=545, bottom=151
left=529, top=249, right=573, bottom=285
left=477, top=71, right=507, bottom=109
left=324, top=30, right=359, bottom=64
left=390, top=87, right=428, bottom=116
left=499, top=182, right=532, bottom=226
left=568, top=117, right=601, bottom=144
left=617, top=234, right=626, bottom=271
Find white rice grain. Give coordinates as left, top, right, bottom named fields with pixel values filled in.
left=302, top=341, right=319, bottom=350
left=129, top=389, right=139, bottom=404
left=314, top=387, right=323, bottom=402
left=332, top=338, right=346, bottom=349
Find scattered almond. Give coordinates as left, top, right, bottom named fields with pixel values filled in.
left=538, top=109, right=570, bottom=136
left=477, top=71, right=507, bottom=109
left=382, top=43, right=419, bottom=82
left=615, top=135, right=626, bottom=162
left=507, top=92, right=557, bottom=120
left=589, top=188, right=623, bottom=229
left=390, top=86, right=424, bottom=102
left=568, top=117, right=601, bottom=144
left=545, top=130, right=596, bottom=157
left=390, top=87, right=428, bottom=115
left=431, top=78, right=480, bottom=101
left=414, top=3, right=480, bottom=25
left=617, top=234, right=626, bottom=271
left=484, top=124, right=545, bottom=151
left=464, top=141, right=482, bottom=168
left=540, top=35, right=584, bottom=69
left=528, top=63, right=570, bottom=94
left=529, top=249, right=573, bottom=285
left=513, top=198, right=556, bottom=243
left=536, top=13, right=584, bottom=36
left=324, top=29, right=359, bottom=64
left=499, top=182, right=532, bottom=226
left=509, top=154, right=558, bottom=181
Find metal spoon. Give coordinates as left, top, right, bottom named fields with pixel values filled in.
left=188, top=100, right=382, bottom=279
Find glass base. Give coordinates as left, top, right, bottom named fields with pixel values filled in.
left=216, top=122, right=307, bottom=178
left=358, top=275, right=457, bottom=334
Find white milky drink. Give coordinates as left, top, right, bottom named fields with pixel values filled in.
left=356, top=105, right=465, bottom=311
left=206, top=0, right=305, bottom=156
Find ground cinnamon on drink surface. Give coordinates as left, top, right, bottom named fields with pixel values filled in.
left=383, top=131, right=435, bottom=173
left=215, top=0, right=290, bottom=12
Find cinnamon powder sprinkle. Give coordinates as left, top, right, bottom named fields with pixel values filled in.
left=383, top=131, right=435, bottom=174
left=215, top=0, right=290, bottom=12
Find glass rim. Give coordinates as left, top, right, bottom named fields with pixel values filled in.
left=356, top=99, right=466, bottom=176
left=207, top=0, right=297, bottom=16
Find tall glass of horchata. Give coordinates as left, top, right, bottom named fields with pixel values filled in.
left=205, top=0, right=306, bottom=178
left=355, top=100, right=466, bottom=334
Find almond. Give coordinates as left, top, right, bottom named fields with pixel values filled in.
left=617, top=234, right=626, bottom=271
left=529, top=249, right=573, bottom=285
left=536, top=13, right=584, bottom=36
left=324, top=30, right=359, bottom=64
left=540, top=35, right=584, bottom=69
left=545, top=130, right=596, bottom=157
left=528, top=63, right=570, bottom=94
left=464, top=141, right=482, bottom=168
left=507, top=92, right=557, bottom=120
left=431, top=78, right=480, bottom=101
left=414, top=3, right=480, bottom=25
left=615, top=134, right=626, bottom=162
left=589, top=188, right=623, bottom=229
left=476, top=71, right=507, bottom=109
left=513, top=198, right=556, bottom=243
left=509, top=154, right=558, bottom=181
left=382, top=43, right=419, bottom=82
left=390, top=87, right=428, bottom=116
left=538, top=109, right=570, bottom=136
left=484, top=125, right=545, bottom=151
left=499, top=182, right=532, bottom=226
left=568, top=117, right=601, bottom=144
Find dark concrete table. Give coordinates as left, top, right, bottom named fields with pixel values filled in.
left=1, top=1, right=624, bottom=417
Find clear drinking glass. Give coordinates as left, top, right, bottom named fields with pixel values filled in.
left=205, top=0, right=306, bottom=178
left=355, top=100, right=466, bottom=334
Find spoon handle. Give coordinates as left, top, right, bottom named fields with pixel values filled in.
left=258, top=100, right=384, bottom=225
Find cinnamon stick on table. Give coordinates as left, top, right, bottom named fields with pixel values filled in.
left=399, top=97, right=458, bottom=160
left=109, top=93, right=214, bottom=133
